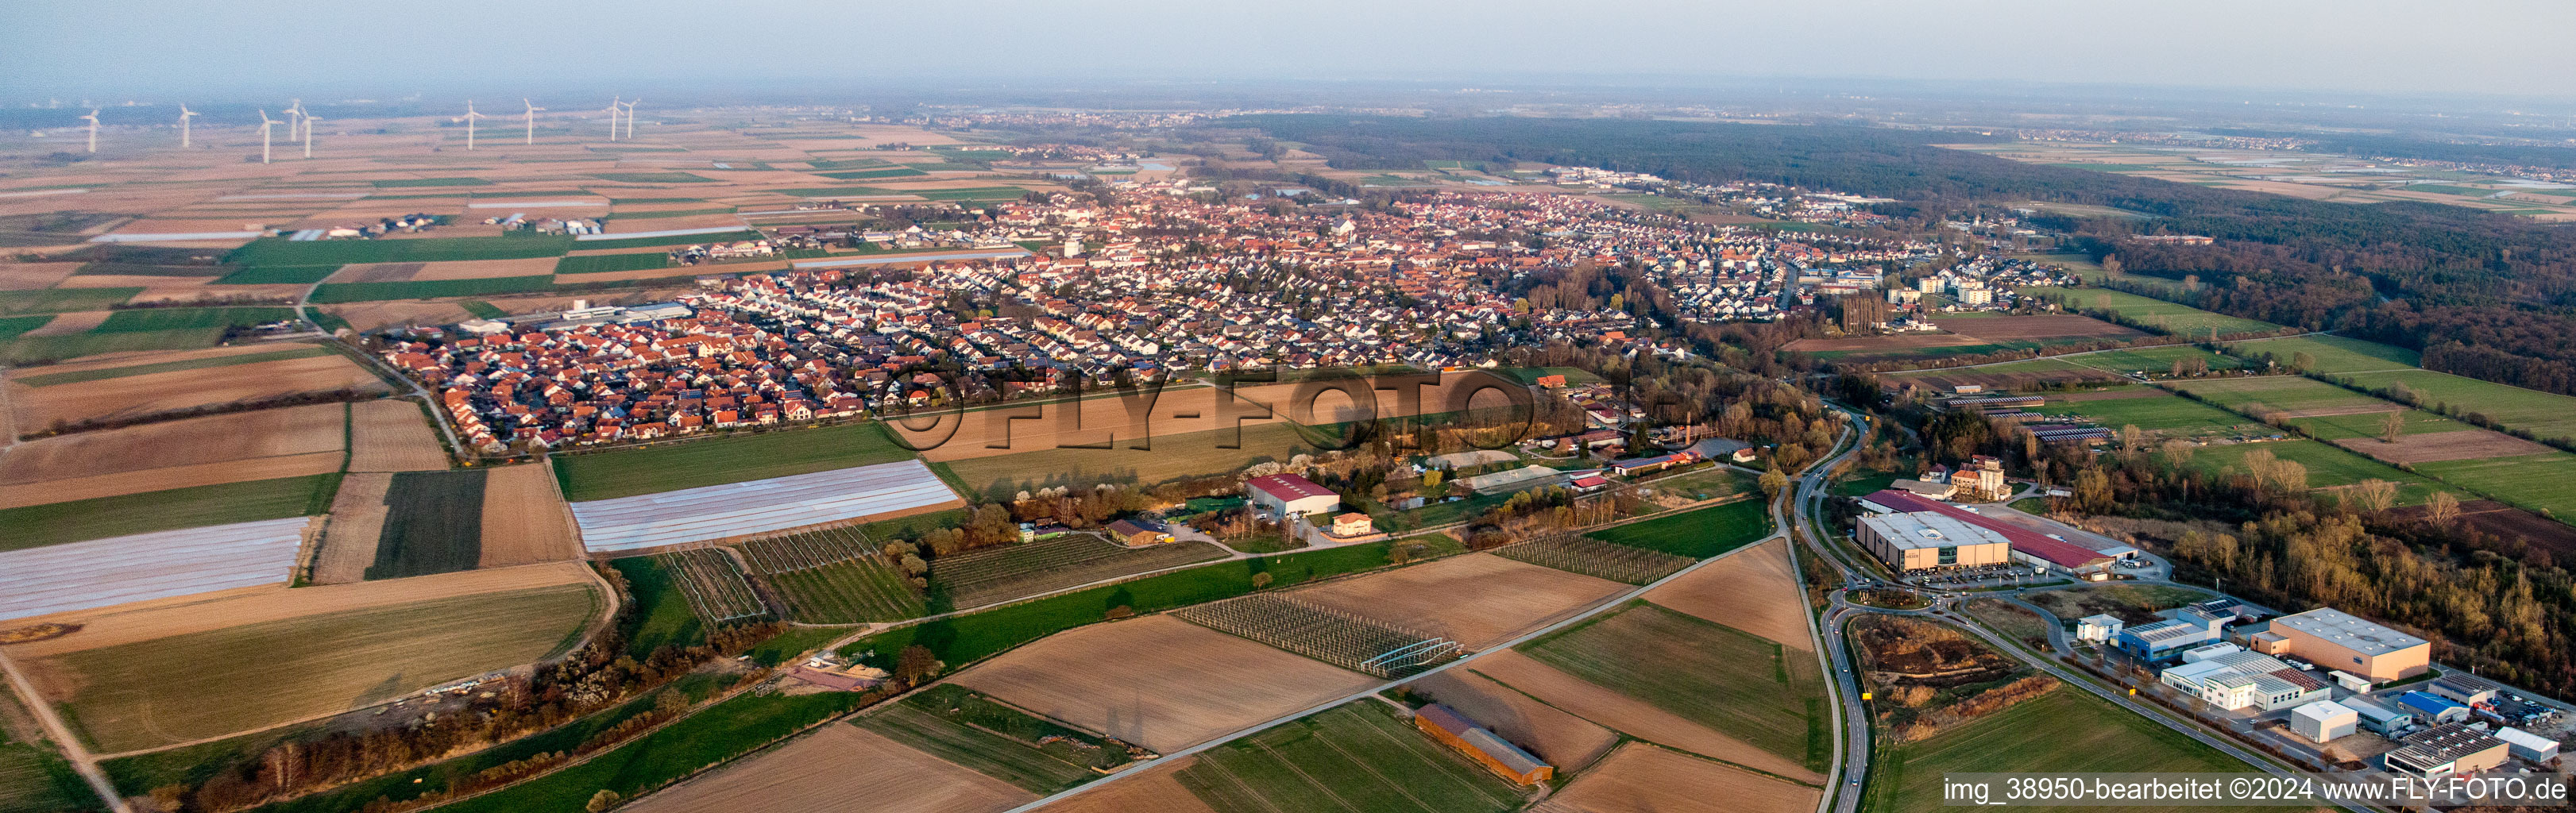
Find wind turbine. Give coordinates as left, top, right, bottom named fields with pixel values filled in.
left=604, top=94, right=620, bottom=141
left=620, top=98, right=639, bottom=141
left=177, top=105, right=198, bottom=148
left=462, top=101, right=487, bottom=150
left=79, top=109, right=98, bottom=152
left=523, top=98, right=544, bottom=144
left=289, top=100, right=311, bottom=156
left=256, top=109, right=276, bottom=163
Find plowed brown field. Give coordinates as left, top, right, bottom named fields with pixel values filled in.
left=1290, top=553, right=1626, bottom=649
left=954, top=615, right=1377, bottom=753
left=1643, top=539, right=1813, bottom=650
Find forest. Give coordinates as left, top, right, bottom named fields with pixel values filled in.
left=1222, top=114, right=2576, bottom=395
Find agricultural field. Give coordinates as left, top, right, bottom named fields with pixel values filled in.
left=90, top=306, right=295, bottom=333
left=552, top=421, right=917, bottom=501
left=739, top=527, right=925, bottom=624
left=1495, top=534, right=1695, bottom=585
left=0, top=473, right=337, bottom=550
left=1583, top=499, right=1771, bottom=558
left=223, top=234, right=574, bottom=268
left=1467, top=649, right=1821, bottom=782
left=655, top=549, right=770, bottom=624
left=1536, top=742, right=1819, bottom=813
left=2341, top=368, right=2576, bottom=444
left=0, top=516, right=311, bottom=621
left=569, top=458, right=961, bottom=553
left=854, top=684, right=1133, bottom=792
left=1176, top=594, right=1458, bottom=678
left=365, top=469, right=486, bottom=580
left=1860, top=689, right=2260, bottom=813
left=2025, top=287, right=2281, bottom=337
left=3, top=343, right=377, bottom=429
left=608, top=556, right=709, bottom=657
left=2190, top=440, right=2443, bottom=503
left=620, top=720, right=1035, bottom=813
left=1287, top=553, right=1629, bottom=648
left=0, top=689, right=93, bottom=813
left=1170, top=703, right=1526, bottom=813
left=0, top=402, right=346, bottom=508
left=1880, top=357, right=2125, bottom=393
left=2028, top=387, right=2256, bottom=438
left=1643, top=539, right=1813, bottom=650
left=1522, top=602, right=1827, bottom=773
left=25, top=578, right=599, bottom=753
left=952, top=615, right=1380, bottom=753
left=1929, top=314, right=2148, bottom=345
left=475, top=464, right=581, bottom=566
left=345, top=399, right=449, bottom=472
left=2413, top=453, right=2576, bottom=522
left=1632, top=464, right=1751, bottom=506
left=1404, top=669, right=1620, bottom=773
left=2064, top=345, right=2253, bottom=376
left=936, top=419, right=1324, bottom=500
left=554, top=252, right=672, bottom=275
left=931, top=533, right=1229, bottom=611
left=2223, top=333, right=2420, bottom=374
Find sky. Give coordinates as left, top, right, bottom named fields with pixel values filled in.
left=6, top=0, right=2574, bottom=101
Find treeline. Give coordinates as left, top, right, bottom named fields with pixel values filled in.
left=34, top=387, right=384, bottom=438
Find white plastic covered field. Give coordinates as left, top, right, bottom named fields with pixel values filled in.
left=569, top=459, right=960, bottom=553
left=0, top=517, right=309, bottom=620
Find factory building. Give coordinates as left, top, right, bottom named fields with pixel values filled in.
left=2250, top=608, right=2430, bottom=682
left=1853, top=511, right=2013, bottom=572
left=2289, top=700, right=2358, bottom=744
left=2383, top=723, right=2508, bottom=777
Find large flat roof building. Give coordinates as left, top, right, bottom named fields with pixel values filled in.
left=1854, top=511, right=2013, bottom=572
left=2266, top=608, right=2431, bottom=682
left=1860, top=490, right=2113, bottom=575
left=1246, top=473, right=1341, bottom=518
left=2384, top=722, right=2508, bottom=777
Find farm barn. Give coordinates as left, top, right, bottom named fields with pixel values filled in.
left=1414, top=703, right=1554, bottom=785
left=1246, top=472, right=1339, bottom=518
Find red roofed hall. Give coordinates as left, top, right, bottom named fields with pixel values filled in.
left=1246, top=472, right=1342, bottom=518
left=1858, top=489, right=2113, bottom=576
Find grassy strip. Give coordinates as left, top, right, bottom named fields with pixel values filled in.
left=1585, top=498, right=1772, bottom=558
left=310, top=275, right=560, bottom=304
left=551, top=422, right=915, bottom=502
left=226, top=235, right=572, bottom=268
left=0, top=474, right=339, bottom=551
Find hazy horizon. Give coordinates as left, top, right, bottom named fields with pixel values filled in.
left=6, top=0, right=2574, bottom=103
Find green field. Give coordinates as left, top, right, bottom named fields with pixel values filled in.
left=1497, top=365, right=1605, bottom=385
left=10, top=345, right=330, bottom=387
left=2342, top=368, right=2576, bottom=443
left=2064, top=345, right=2252, bottom=376
left=2030, top=389, right=2253, bottom=437
left=741, top=529, right=926, bottom=624
left=554, top=252, right=672, bottom=274
left=0, top=288, right=141, bottom=316
left=49, top=584, right=598, bottom=753
left=0, top=692, right=93, bottom=813
left=0, top=328, right=235, bottom=365
left=586, top=172, right=716, bottom=183
left=2222, top=334, right=2420, bottom=373
left=1172, top=703, right=1523, bottom=813
left=458, top=300, right=507, bottom=319
left=854, top=686, right=1110, bottom=792
left=369, top=177, right=489, bottom=187
left=840, top=541, right=1404, bottom=669
left=1860, top=689, right=2261, bottom=813
left=553, top=422, right=918, bottom=501
left=608, top=556, right=709, bottom=658
left=91, top=306, right=296, bottom=333
left=1637, top=465, right=1751, bottom=502
left=210, top=264, right=340, bottom=285
left=2192, top=441, right=2441, bottom=503
left=816, top=168, right=929, bottom=179
left=2026, top=288, right=2279, bottom=337
left=308, top=275, right=564, bottom=303
left=2414, top=454, right=2576, bottom=520
left=0, top=315, right=51, bottom=345
left=2169, top=377, right=2466, bottom=441
left=1584, top=499, right=1772, bottom=559
left=226, top=235, right=572, bottom=268
left=367, top=469, right=486, bottom=580
left=570, top=229, right=762, bottom=251
left=1523, top=601, right=1827, bottom=771
left=0, top=474, right=338, bottom=551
